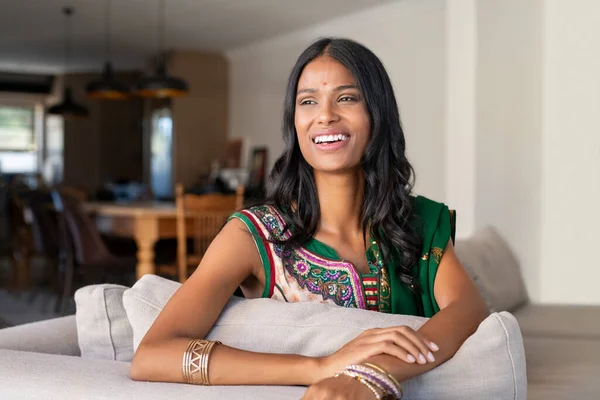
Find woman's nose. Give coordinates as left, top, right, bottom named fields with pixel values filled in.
left=318, top=102, right=340, bottom=124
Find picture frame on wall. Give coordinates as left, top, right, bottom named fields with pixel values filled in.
left=248, top=147, right=268, bottom=189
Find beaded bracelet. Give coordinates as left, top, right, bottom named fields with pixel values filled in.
left=342, top=366, right=396, bottom=397
left=341, top=364, right=403, bottom=399
left=353, top=374, right=384, bottom=399
left=363, top=362, right=404, bottom=399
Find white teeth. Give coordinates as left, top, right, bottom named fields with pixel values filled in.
left=314, top=134, right=348, bottom=144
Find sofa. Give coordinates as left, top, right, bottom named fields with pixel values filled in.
left=0, top=226, right=598, bottom=399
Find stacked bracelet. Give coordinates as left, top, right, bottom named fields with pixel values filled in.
left=182, top=339, right=221, bottom=385
left=335, top=363, right=403, bottom=399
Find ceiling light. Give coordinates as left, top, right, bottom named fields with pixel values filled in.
left=86, top=0, right=130, bottom=100
left=135, top=0, right=188, bottom=98
left=47, top=7, right=89, bottom=119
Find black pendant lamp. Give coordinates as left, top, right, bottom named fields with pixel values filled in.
left=86, top=0, right=130, bottom=100
left=135, top=0, right=188, bottom=98
left=48, top=7, right=89, bottom=119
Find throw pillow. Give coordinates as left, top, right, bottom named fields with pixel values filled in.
left=455, top=226, right=529, bottom=312
left=123, top=274, right=526, bottom=400
left=75, top=284, right=134, bottom=361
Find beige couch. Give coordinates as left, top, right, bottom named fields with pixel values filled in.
left=0, top=226, right=597, bottom=399
left=454, top=227, right=600, bottom=399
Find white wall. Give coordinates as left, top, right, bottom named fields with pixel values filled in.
left=541, top=0, right=600, bottom=304
left=227, top=0, right=447, bottom=201
left=445, top=0, right=477, bottom=238
left=476, top=0, right=544, bottom=301
left=227, top=0, right=600, bottom=305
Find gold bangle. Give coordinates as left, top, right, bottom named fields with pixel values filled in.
left=182, top=339, right=222, bottom=385
left=362, top=363, right=403, bottom=399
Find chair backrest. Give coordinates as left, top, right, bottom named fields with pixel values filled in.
left=51, top=190, right=111, bottom=266
left=179, top=187, right=244, bottom=211
left=175, top=183, right=244, bottom=282
left=24, top=190, right=60, bottom=256
left=57, top=185, right=88, bottom=202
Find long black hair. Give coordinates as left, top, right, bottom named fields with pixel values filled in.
left=264, top=37, right=422, bottom=288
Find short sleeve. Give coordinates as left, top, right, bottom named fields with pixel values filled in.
left=413, top=197, right=456, bottom=317
left=228, top=210, right=274, bottom=298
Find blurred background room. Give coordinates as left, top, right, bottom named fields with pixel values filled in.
left=0, top=0, right=599, bottom=397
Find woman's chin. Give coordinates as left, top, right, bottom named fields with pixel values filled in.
left=312, top=163, right=362, bottom=175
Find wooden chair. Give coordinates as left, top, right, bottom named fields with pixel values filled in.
left=56, top=185, right=88, bottom=202
left=51, top=190, right=137, bottom=314
left=158, top=184, right=244, bottom=283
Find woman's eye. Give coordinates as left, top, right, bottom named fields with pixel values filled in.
left=339, top=96, right=357, bottom=102
left=299, top=99, right=316, bottom=105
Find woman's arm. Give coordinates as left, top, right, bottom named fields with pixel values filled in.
left=130, top=218, right=321, bottom=385
left=130, top=219, right=409, bottom=386
left=306, top=238, right=489, bottom=396
left=349, top=239, right=489, bottom=381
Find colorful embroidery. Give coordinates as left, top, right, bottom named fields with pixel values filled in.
left=247, top=205, right=367, bottom=310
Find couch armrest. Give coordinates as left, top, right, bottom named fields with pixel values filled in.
left=0, top=315, right=80, bottom=356
left=0, top=349, right=305, bottom=400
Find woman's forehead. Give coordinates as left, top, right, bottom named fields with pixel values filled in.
left=298, top=57, right=356, bottom=87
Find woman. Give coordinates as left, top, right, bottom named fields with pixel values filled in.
left=130, top=38, right=488, bottom=399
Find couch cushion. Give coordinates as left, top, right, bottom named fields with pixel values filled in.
left=0, top=315, right=80, bottom=356
left=123, top=274, right=526, bottom=400
left=75, top=284, right=133, bottom=361
left=0, top=349, right=304, bottom=400
left=524, top=336, right=600, bottom=400
left=455, top=227, right=528, bottom=312
left=514, top=304, right=600, bottom=339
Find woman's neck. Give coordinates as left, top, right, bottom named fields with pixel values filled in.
left=314, top=169, right=365, bottom=238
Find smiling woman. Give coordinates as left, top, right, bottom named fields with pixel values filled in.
left=129, top=38, right=489, bottom=400
left=295, top=58, right=370, bottom=174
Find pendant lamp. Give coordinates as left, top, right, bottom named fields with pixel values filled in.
left=48, top=7, right=89, bottom=119
left=86, top=0, right=130, bottom=100
left=135, top=0, right=188, bottom=98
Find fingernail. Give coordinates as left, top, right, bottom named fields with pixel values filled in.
left=427, top=351, right=435, bottom=362
left=430, top=342, right=440, bottom=351
left=418, top=354, right=427, bottom=364
left=407, top=354, right=416, bottom=363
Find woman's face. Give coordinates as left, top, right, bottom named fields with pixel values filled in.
left=294, top=56, right=371, bottom=174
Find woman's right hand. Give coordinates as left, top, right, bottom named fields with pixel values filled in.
left=315, top=325, right=440, bottom=381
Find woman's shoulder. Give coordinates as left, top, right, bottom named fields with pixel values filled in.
left=410, top=195, right=456, bottom=242
left=229, top=203, right=288, bottom=239
left=411, top=195, right=450, bottom=217
left=233, top=203, right=283, bottom=218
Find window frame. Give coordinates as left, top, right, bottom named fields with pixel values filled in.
left=0, top=97, right=45, bottom=173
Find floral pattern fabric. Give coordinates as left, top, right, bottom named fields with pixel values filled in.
left=231, top=205, right=391, bottom=312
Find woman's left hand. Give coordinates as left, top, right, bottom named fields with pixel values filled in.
left=302, top=374, right=377, bottom=400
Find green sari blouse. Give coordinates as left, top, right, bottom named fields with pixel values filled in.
left=230, top=196, right=455, bottom=318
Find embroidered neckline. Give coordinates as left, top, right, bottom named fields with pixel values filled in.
left=267, top=205, right=380, bottom=276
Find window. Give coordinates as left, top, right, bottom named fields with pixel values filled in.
left=0, top=106, right=35, bottom=151
left=0, top=104, right=40, bottom=174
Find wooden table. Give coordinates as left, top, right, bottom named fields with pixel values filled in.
left=85, top=202, right=187, bottom=280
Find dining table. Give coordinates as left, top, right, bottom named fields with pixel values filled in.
left=84, top=201, right=191, bottom=280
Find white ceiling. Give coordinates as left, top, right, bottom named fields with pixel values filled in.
left=0, top=0, right=400, bottom=74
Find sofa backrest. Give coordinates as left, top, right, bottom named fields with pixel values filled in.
left=455, top=226, right=529, bottom=312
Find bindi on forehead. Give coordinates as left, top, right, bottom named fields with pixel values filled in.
left=322, top=81, right=327, bottom=86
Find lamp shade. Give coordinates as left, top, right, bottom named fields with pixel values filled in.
left=86, top=62, right=130, bottom=100
left=135, top=57, right=188, bottom=98
left=48, top=87, right=89, bottom=119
